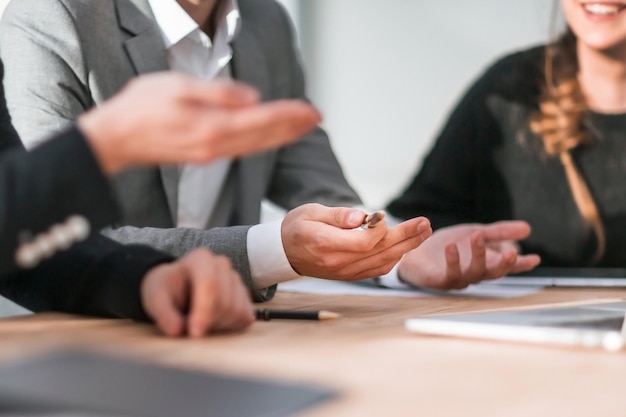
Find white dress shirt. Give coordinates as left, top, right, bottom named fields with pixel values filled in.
left=148, top=0, right=298, bottom=289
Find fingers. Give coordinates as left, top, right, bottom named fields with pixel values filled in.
left=383, top=217, right=431, bottom=245
left=142, top=249, right=254, bottom=338
left=207, top=100, right=322, bottom=159
left=482, top=249, right=518, bottom=280
left=140, top=264, right=187, bottom=338
left=169, top=75, right=261, bottom=108
left=443, top=243, right=463, bottom=287
left=317, top=217, right=432, bottom=280
left=442, top=238, right=536, bottom=289
left=83, top=73, right=321, bottom=173
left=150, top=291, right=187, bottom=337
left=294, top=204, right=368, bottom=230
left=283, top=206, right=430, bottom=281
left=213, top=272, right=256, bottom=332
left=462, top=232, right=487, bottom=281
left=185, top=252, right=254, bottom=337
left=283, top=204, right=388, bottom=257
left=507, top=254, right=542, bottom=274
left=186, top=258, right=220, bottom=338
left=444, top=222, right=532, bottom=287
left=482, top=220, right=531, bottom=242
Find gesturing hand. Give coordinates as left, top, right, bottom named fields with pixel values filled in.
left=281, top=203, right=432, bottom=281
left=141, top=248, right=254, bottom=338
left=78, top=73, right=321, bottom=174
left=398, top=221, right=541, bottom=290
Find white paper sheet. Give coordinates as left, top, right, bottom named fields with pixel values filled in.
left=277, top=277, right=543, bottom=299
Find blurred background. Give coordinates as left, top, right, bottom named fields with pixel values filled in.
left=0, top=0, right=557, bottom=314
left=0, top=0, right=556, bottom=208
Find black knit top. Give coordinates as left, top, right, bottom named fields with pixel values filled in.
left=387, top=46, right=626, bottom=267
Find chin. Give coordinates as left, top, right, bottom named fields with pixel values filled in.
left=581, top=34, right=626, bottom=51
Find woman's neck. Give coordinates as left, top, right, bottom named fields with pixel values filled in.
left=578, top=42, right=626, bottom=114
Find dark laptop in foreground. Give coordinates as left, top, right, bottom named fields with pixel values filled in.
left=0, top=349, right=337, bottom=417
left=499, top=267, right=626, bottom=287
left=406, top=301, right=626, bottom=351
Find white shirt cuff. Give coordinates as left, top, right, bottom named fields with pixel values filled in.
left=247, top=219, right=300, bottom=289
left=376, top=259, right=413, bottom=289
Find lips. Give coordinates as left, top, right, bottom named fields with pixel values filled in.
left=581, top=2, right=626, bottom=16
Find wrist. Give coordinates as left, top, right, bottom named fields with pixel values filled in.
left=76, top=106, right=129, bottom=175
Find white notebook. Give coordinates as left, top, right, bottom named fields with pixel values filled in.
left=405, top=301, right=626, bottom=351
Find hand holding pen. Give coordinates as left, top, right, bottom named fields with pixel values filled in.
left=280, top=203, right=431, bottom=282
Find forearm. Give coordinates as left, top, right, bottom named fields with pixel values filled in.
left=0, top=235, right=173, bottom=321
left=101, top=224, right=275, bottom=301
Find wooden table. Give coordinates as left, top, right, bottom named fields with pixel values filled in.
left=1, top=287, right=626, bottom=417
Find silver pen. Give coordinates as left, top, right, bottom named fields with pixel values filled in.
left=361, top=211, right=385, bottom=229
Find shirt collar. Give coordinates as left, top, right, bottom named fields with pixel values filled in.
left=147, top=0, right=241, bottom=49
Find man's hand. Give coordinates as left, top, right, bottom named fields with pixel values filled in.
left=140, top=248, right=254, bottom=338
left=77, top=73, right=321, bottom=174
left=397, top=221, right=541, bottom=290
left=281, top=203, right=432, bottom=281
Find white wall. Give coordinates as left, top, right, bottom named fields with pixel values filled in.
left=298, top=0, right=556, bottom=208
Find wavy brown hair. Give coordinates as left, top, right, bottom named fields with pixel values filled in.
left=529, top=23, right=606, bottom=264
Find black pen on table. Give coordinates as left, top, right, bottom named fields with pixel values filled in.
left=255, top=309, right=341, bottom=321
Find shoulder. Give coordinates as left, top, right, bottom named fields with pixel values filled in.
left=450, top=45, right=545, bottom=113
left=2, top=0, right=111, bottom=16
left=485, top=45, right=545, bottom=76
left=1, top=0, right=115, bottom=29
left=238, top=0, right=293, bottom=36
left=475, top=45, right=545, bottom=99
left=238, top=0, right=289, bottom=21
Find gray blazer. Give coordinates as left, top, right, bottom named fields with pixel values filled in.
left=0, top=0, right=362, bottom=300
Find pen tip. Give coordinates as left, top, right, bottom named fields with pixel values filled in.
left=318, top=310, right=341, bottom=320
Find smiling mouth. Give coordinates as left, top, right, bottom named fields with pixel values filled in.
left=581, top=2, right=626, bottom=16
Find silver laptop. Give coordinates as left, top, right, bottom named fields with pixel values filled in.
left=405, top=301, right=626, bottom=351
left=499, top=267, right=626, bottom=287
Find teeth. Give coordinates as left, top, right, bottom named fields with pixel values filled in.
left=583, top=3, right=623, bottom=15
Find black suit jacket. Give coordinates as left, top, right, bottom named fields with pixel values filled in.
left=0, top=61, right=172, bottom=320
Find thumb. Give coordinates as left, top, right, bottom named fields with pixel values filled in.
left=319, top=206, right=367, bottom=229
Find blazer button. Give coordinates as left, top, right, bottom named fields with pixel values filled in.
left=65, top=215, right=90, bottom=242
left=15, top=243, right=40, bottom=269
left=49, top=224, right=73, bottom=249
left=33, top=234, right=56, bottom=259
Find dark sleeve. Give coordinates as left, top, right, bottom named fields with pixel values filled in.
left=0, top=234, right=174, bottom=321
left=0, top=127, right=120, bottom=274
left=385, top=57, right=520, bottom=230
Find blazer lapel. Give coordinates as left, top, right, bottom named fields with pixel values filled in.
left=116, top=0, right=179, bottom=221
left=231, top=27, right=272, bottom=99
left=230, top=29, right=273, bottom=224
left=117, top=0, right=169, bottom=74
